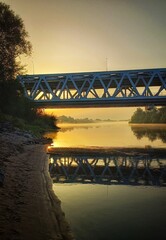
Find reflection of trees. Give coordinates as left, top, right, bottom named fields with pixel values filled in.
left=131, top=126, right=166, bottom=143
left=60, top=125, right=101, bottom=133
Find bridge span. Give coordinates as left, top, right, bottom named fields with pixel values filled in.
left=18, top=68, right=166, bottom=108
left=48, top=147, right=166, bottom=185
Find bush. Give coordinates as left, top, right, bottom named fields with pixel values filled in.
left=130, top=107, right=166, bottom=124
left=0, top=80, right=58, bottom=136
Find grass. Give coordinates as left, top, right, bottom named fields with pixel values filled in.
left=0, top=112, right=59, bottom=137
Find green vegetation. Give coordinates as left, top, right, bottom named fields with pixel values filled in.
left=0, top=111, right=58, bottom=137
left=0, top=80, right=58, bottom=136
left=58, top=115, right=95, bottom=124
left=0, top=2, right=58, bottom=136
left=130, top=107, right=166, bottom=124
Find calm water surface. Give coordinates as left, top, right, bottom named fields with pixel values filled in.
left=46, top=122, right=166, bottom=240
left=46, top=122, right=166, bottom=148
left=53, top=184, right=165, bottom=240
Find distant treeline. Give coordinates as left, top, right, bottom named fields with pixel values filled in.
left=58, top=115, right=94, bottom=123
left=58, top=115, right=121, bottom=123
left=130, top=107, right=166, bottom=124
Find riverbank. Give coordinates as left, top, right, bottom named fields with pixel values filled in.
left=0, top=126, right=74, bottom=240
left=129, top=123, right=166, bottom=128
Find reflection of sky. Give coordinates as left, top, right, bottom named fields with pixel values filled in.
left=45, top=122, right=166, bottom=148
left=53, top=184, right=166, bottom=240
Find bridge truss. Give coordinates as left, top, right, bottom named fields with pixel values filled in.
left=18, top=68, right=166, bottom=107
left=48, top=152, right=166, bottom=185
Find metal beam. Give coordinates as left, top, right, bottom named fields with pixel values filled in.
left=18, top=68, right=166, bottom=108
left=48, top=153, right=166, bottom=185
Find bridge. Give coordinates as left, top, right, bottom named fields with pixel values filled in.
left=18, top=68, right=166, bottom=108
left=48, top=147, right=166, bottom=186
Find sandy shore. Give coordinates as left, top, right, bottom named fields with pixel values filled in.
left=0, top=129, right=75, bottom=240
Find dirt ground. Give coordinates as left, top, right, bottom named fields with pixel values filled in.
left=0, top=130, right=75, bottom=240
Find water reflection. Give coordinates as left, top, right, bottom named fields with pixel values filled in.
left=47, top=123, right=166, bottom=240
left=45, top=122, right=166, bottom=148
left=48, top=148, right=166, bottom=186
left=130, top=125, right=166, bottom=143
left=53, top=183, right=166, bottom=240
left=60, top=124, right=98, bottom=133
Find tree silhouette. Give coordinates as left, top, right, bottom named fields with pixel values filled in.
left=0, top=2, right=32, bottom=81
left=130, top=107, right=166, bottom=124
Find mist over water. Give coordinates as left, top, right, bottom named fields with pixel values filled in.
left=46, top=121, right=166, bottom=148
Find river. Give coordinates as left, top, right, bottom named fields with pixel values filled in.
left=45, top=122, right=166, bottom=240
left=46, top=121, right=166, bottom=148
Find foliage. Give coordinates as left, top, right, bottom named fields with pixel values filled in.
left=130, top=107, right=166, bottom=124
left=0, top=80, right=36, bottom=120
left=0, top=111, right=58, bottom=136
left=58, top=115, right=95, bottom=124
left=0, top=2, right=32, bottom=81
left=0, top=81, right=57, bottom=133
left=0, top=80, right=58, bottom=135
left=0, top=2, right=58, bottom=135
left=33, top=112, right=57, bottom=129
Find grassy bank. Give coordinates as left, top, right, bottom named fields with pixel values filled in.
left=0, top=80, right=59, bottom=137
left=0, top=112, right=59, bottom=137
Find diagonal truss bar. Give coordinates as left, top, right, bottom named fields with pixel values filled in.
left=49, top=154, right=166, bottom=185
left=18, top=68, right=166, bottom=107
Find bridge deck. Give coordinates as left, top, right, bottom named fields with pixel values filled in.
left=20, top=68, right=166, bottom=89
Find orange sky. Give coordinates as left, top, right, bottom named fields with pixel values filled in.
left=3, top=0, right=166, bottom=119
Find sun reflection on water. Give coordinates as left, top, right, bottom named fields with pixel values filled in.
left=45, top=122, right=166, bottom=148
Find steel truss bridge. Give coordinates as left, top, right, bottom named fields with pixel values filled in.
left=18, top=68, right=166, bottom=108
left=48, top=148, right=166, bottom=185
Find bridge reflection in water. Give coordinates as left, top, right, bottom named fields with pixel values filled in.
left=48, top=148, right=166, bottom=186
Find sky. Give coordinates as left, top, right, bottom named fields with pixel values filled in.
left=3, top=0, right=166, bottom=120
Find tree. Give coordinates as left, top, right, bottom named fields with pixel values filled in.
left=0, top=2, right=32, bottom=81
left=130, top=108, right=146, bottom=123
left=130, top=107, right=166, bottom=124
left=158, top=107, right=166, bottom=123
